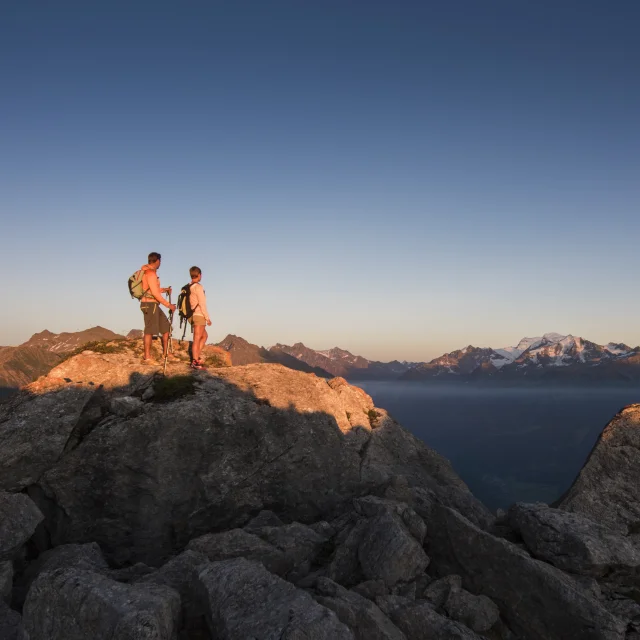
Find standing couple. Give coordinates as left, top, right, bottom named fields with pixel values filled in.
left=139, top=252, right=211, bottom=370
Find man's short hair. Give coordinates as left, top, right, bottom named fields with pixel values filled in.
left=148, top=252, right=161, bottom=264
left=190, top=266, right=202, bottom=279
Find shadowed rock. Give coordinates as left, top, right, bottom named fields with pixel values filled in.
left=314, top=577, right=406, bottom=640
left=358, top=511, right=429, bottom=588
left=444, top=587, right=500, bottom=634
left=389, top=601, right=483, bottom=640
left=0, top=600, right=28, bottom=640
left=194, top=557, right=353, bottom=639
left=136, top=550, right=210, bottom=637
left=23, top=567, right=180, bottom=640
left=0, top=561, right=12, bottom=604
left=187, top=529, right=291, bottom=576
left=508, top=502, right=640, bottom=577
left=0, top=492, right=44, bottom=561
left=13, top=542, right=108, bottom=607
left=427, top=504, right=627, bottom=640
left=242, top=509, right=284, bottom=534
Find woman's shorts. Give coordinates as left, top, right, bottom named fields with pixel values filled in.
left=190, top=315, right=206, bottom=327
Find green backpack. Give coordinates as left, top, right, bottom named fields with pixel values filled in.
left=128, top=269, right=149, bottom=300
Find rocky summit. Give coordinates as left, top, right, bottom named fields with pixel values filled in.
left=0, top=338, right=639, bottom=639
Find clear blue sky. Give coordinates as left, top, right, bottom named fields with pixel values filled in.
left=1, top=0, right=639, bottom=361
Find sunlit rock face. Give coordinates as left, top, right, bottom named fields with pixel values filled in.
left=556, top=404, right=640, bottom=535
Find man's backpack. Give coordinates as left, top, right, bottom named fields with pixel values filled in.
left=177, top=283, right=199, bottom=340
left=128, top=269, right=148, bottom=300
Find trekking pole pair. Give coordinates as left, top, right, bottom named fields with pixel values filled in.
left=163, top=291, right=175, bottom=376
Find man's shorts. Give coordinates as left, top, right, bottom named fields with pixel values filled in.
left=190, top=315, right=206, bottom=327
left=140, top=302, right=171, bottom=336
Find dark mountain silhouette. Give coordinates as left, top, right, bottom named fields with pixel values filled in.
left=22, top=326, right=124, bottom=353
left=0, top=345, right=62, bottom=393
left=272, top=342, right=415, bottom=380
left=217, top=335, right=332, bottom=377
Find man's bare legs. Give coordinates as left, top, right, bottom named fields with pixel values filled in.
left=144, top=333, right=169, bottom=360
left=144, top=334, right=153, bottom=360
left=161, top=332, right=169, bottom=357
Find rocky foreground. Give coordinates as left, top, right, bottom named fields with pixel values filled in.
left=0, top=339, right=639, bottom=639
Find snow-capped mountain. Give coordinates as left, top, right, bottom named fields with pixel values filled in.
left=404, top=346, right=510, bottom=378
left=493, top=333, right=566, bottom=362
left=403, top=333, right=640, bottom=382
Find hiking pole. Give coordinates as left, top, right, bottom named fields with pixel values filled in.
left=163, top=291, right=174, bottom=377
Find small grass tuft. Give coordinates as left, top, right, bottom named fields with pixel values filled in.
left=367, top=408, right=379, bottom=426
left=204, top=352, right=229, bottom=368
left=60, top=339, right=129, bottom=362
left=152, top=375, right=196, bottom=404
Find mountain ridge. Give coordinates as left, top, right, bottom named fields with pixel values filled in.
left=4, top=327, right=640, bottom=393
left=403, top=332, right=640, bottom=382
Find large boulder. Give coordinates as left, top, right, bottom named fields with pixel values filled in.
left=0, top=387, right=95, bottom=491
left=325, top=505, right=429, bottom=590
left=444, top=587, right=501, bottom=634
left=353, top=496, right=427, bottom=544
left=508, top=502, right=640, bottom=577
left=556, top=404, right=640, bottom=535
left=187, top=528, right=291, bottom=576
left=195, top=557, right=353, bottom=639
left=388, top=601, right=483, bottom=640
left=0, top=492, right=44, bottom=561
left=242, top=509, right=284, bottom=534
left=358, top=511, right=429, bottom=588
left=0, top=561, right=13, bottom=604
left=23, top=567, right=181, bottom=640
left=0, top=351, right=484, bottom=567
left=427, top=504, right=627, bottom=640
left=13, top=541, right=108, bottom=606
left=136, top=550, right=210, bottom=637
left=314, top=577, right=406, bottom=640
left=255, top=521, right=329, bottom=580
left=0, top=601, right=28, bottom=640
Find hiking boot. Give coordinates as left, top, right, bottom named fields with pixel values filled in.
left=194, top=359, right=208, bottom=368
left=190, top=361, right=205, bottom=370
left=142, top=358, right=160, bottom=366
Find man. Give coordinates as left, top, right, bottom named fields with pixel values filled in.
left=140, top=252, right=177, bottom=363
left=188, top=266, right=212, bottom=369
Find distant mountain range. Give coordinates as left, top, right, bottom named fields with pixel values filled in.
left=3, top=328, right=640, bottom=397
left=22, top=327, right=123, bottom=352
left=270, top=343, right=414, bottom=379
left=0, top=346, right=62, bottom=391
left=217, top=335, right=331, bottom=377
left=402, top=332, right=640, bottom=383
left=0, top=327, right=123, bottom=394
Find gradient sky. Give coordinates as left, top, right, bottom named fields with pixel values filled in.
left=1, top=0, right=639, bottom=361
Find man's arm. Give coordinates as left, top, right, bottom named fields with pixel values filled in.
left=147, top=271, right=171, bottom=307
